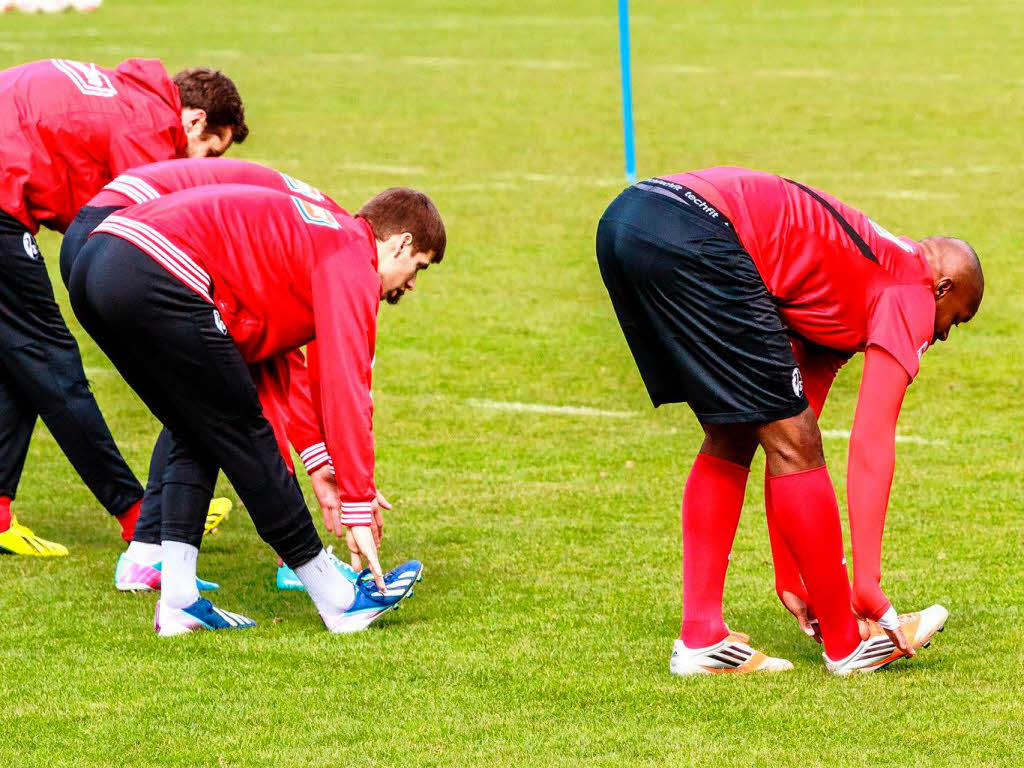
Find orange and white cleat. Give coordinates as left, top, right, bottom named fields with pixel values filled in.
left=826, top=604, right=949, bottom=675
left=670, top=634, right=793, bottom=676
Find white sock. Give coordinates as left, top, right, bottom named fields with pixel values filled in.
left=293, top=549, right=355, bottom=614
left=161, top=541, right=201, bottom=610
left=125, top=541, right=162, bottom=565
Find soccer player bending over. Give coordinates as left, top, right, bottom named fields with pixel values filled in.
left=60, top=157, right=356, bottom=594
left=69, top=185, right=444, bottom=635
left=596, top=167, right=982, bottom=674
left=0, top=58, right=246, bottom=556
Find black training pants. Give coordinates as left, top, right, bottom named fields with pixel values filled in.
left=61, top=205, right=214, bottom=548
left=0, top=208, right=142, bottom=514
left=68, top=233, right=322, bottom=567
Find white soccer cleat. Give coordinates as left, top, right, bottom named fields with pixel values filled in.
left=825, top=604, right=949, bottom=675
left=320, top=560, right=421, bottom=634
left=670, top=634, right=794, bottom=676
left=154, top=598, right=256, bottom=637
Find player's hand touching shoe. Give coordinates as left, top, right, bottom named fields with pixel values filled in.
left=780, top=589, right=822, bottom=644
left=342, top=490, right=390, bottom=592
left=853, top=581, right=913, bottom=658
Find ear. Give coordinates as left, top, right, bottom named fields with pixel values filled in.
left=181, top=107, right=208, bottom=133
left=935, top=276, right=954, bottom=300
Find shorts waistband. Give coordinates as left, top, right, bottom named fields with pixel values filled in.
left=630, top=178, right=735, bottom=231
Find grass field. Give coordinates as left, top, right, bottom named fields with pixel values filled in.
left=1, top=1, right=1023, bottom=765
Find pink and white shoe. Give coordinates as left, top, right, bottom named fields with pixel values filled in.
left=114, top=552, right=219, bottom=592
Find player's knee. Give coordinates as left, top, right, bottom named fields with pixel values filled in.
left=699, top=423, right=759, bottom=467
left=758, top=409, right=824, bottom=474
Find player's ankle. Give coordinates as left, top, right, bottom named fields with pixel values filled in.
left=116, top=499, right=142, bottom=542
left=680, top=620, right=730, bottom=649
left=0, top=496, right=11, bottom=532
left=294, top=549, right=356, bottom=614
left=161, top=541, right=201, bottom=609
left=125, top=540, right=162, bottom=565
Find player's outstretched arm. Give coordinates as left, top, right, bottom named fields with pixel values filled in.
left=848, top=345, right=913, bottom=652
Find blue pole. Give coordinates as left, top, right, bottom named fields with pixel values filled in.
left=617, top=0, right=637, bottom=184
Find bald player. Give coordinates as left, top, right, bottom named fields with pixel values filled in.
left=596, top=167, right=983, bottom=675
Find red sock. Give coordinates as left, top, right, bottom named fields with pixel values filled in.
left=764, top=473, right=809, bottom=605
left=0, top=496, right=11, bottom=532
left=116, top=499, right=142, bottom=543
left=680, top=453, right=749, bottom=648
left=768, top=466, right=861, bottom=661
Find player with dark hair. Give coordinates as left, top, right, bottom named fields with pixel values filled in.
left=0, top=59, right=246, bottom=555
left=69, top=184, right=445, bottom=634
left=596, top=167, right=982, bottom=675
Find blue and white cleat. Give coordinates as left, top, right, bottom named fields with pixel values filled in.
left=154, top=598, right=256, bottom=637
left=115, top=552, right=219, bottom=592
left=321, top=560, right=423, bottom=634
left=276, top=547, right=359, bottom=590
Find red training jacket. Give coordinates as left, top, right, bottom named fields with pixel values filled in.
left=86, top=157, right=349, bottom=476
left=0, top=58, right=186, bottom=233
left=662, top=167, right=934, bottom=380
left=88, top=157, right=345, bottom=214
left=94, top=185, right=379, bottom=525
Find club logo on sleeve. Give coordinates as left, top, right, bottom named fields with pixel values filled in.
left=22, top=233, right=39, bottom=260
left=212, top=309, right=227, bottom=335
left=791, top=367, right=804, bottom=397
left=291, top=196, right=340, bottom=229
left=280, top=173, right=325, bottom=202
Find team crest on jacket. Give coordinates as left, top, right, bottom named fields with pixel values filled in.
left=22, top=233, right=39, bottom=260
left=791, top=367, right=803, bottom=397
left=50, top=59, right=117, bottom=98
left=291, top=196, right=339, bottom=229
left=212, top=309, right=227, bottom=335
left=280, top=173, right=325, bottom=202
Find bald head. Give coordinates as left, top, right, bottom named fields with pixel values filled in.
left=920, top=236, right=984, bottom=343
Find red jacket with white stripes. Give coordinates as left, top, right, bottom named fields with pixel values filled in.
left=0, top=58, right=186, bottom=234
left=93, top=185, right=379, bottom=525
left=86, top=158, right=348, bottom=476
left=88, top=157, right=345, bottom=214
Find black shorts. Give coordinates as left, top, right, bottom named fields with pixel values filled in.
left=596, top=180, right=807, bottom=424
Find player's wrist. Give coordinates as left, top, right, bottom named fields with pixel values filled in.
left=876, top=606, right=899, bottom=630
left=339, top=499, right=374, bottom=526
left=299, top=442, right=330, bottom=474
left=851, top=579, right=890, bottom=621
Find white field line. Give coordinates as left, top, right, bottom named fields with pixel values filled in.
left=350, top=6, right=1010, bottom=30
left=820, top=429, right=947, bottom=446
left=466, top=398, right=637, bottom=419
left=330, top=160, right=1000, bottom=193
left=352, top=15, right=656, bottom=31
left=746, top=4, right=1017, bottom=20
left=871, top=190, right=957, bottom=201
left=465, top=401, right=946, bottom=444
left=332, top=163, right=623, bottom=189
left=300, top=51, right=989, bottom=85
left=334, top=162, right=430, bottom=176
